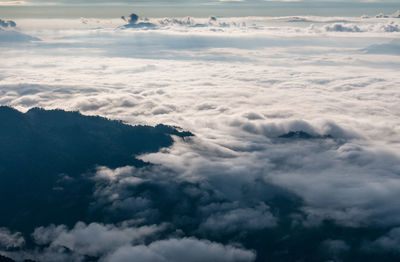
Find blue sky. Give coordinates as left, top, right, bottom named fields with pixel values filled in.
left=0, top=0, right=399, bottom=18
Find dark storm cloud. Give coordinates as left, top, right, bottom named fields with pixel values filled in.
left=0, top=19, right=16, bottom=28
left=121, top=13, right=157, bottom=28
left=364, top=228, right=400, bottom=253
left=121, top=13, right=139, bottom=24
left=321, top=239, right=350, bottom=254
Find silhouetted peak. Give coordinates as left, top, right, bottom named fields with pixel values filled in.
left=0, top=255, right=36, bottom=262
left=0, top=106, right=21, bottom=114
left=0, top=255, right=15, bottom=262
left=279, top=130, right=333, bottom=139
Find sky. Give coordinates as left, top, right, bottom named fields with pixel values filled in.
left=1, top=1, right=400, bottom=262
left=0, top=0, right=399, bottom=17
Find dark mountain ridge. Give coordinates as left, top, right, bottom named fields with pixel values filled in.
left=0, top=106, right=192, bottom=233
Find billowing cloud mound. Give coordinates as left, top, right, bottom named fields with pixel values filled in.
left=0, top=18, right=40, bottom=42
left=324, top=23, right=362, bottom=32
left=122, top=13, right=139, bottom=25
left=118, top=13, right=247, bottom=30
left=0, top=228, right=24, bottom=250
left=30, top=222, right=166, bottom=261
left=104, top=238, right=255, bottom=262
left=2, top=222, right=255, bottom=262
left=122, top=13, right=156, bottom=29
left=28, top=222, right=255, bottom=262
left=0, top=19, right=16, bottom=29
left=374, top=10, right=400, bottom=19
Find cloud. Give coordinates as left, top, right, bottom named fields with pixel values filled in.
left=363, top=228, right=400, bottom=253
left=379, top=22, right=400, bottom=32
left=102, top=237, right=255, bottom=262
left=121, top=13, right=157, bottom=29
left=322, top=239, right=350, bottom=254
left=0, top=28, right=40, bottom=42
left=320, top=239, right=350, bottom=260
left=90, top=163, right=281, bottom=234
left=199, top=202, right=277, bottom=234
left=0, top=19, right=16, bottom=28
left=0, top=1, right=26, bottom=6
left=372, top=10, right=400, bottom=19
left=363, top=40, right=400, bottom=55
left=32, top=222, right=165, bottom=258
left=324, top=23, right=362, bottom=32
left=20, top=222, right=255, bottom=262
left=121, top=13, right=139, bottom=25
left=0, top=228, right=24, bottom=249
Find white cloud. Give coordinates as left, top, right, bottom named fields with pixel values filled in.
left=18, top=222, right=255, bottom=262
left=102, top=237, right=255, bottom=262
left=0, top=1, right=27, bottom=6
left=200, top=202, right=277, bottom=233
left=2, top=18, right=400, bottom=228
left=30, top=222, right=166, bottom=261
left=0, top=228, right=25, bottom=249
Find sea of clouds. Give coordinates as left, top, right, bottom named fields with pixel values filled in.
left=1, top=11, right=400, bottom=261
